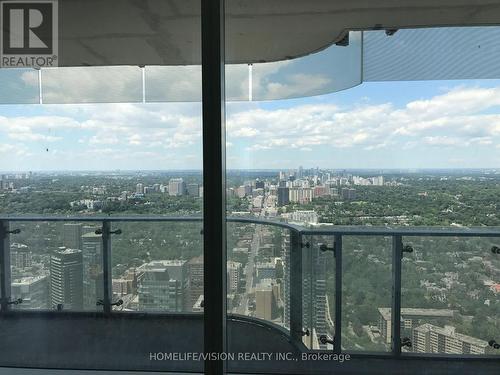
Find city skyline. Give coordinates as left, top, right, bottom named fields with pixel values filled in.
left=3, top=166, right=499, bottom=353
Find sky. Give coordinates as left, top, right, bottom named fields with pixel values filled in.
left=1, top=79, right=500, bottom=172
left=1, top=27, right=500, bottom=172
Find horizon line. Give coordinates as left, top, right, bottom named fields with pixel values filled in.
left=1, top=167, right=500, bottom=174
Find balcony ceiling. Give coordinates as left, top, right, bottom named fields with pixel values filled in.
left=60, top=0, right=500, bottom=66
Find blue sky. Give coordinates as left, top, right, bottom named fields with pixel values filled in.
left=1, top=78, right=500, bottom=171
left=226, top=79, right=500, bottom=170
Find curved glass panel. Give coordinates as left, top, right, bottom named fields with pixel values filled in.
left=146, top=65, right=201, bottom=102
left=251, top=32, right=362, bottom=101
left=146, top=64, right=249, bottom=102
left=226, top=64, right=250, bottom=101
left=364, top=27, right=500, bottom=81
left=0, top=69, right=39, bottom=104
left=41, top=66, right=143, bottom=104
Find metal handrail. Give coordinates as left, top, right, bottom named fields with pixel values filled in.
left=1, top=215, right=499, bottom=236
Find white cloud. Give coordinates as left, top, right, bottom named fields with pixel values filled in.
left=40, top=67, right=143, bottom=104
left=0, top=115, right=79, bottom=144
left=260, top=73, right=332, bottom=99
left=232, top=127, right=259, bottom=137
left=423, top=136, right=463, bottom=146
left=88, top=135, right=120, bottom=145
left=227, top=85, right=500, bottom=154
left=8, top=133, right=61, bottom=142
left=2, top=83, right=500, bottom=170
left=0, top=143, right=32, bottom=157
left=0, top=102, right=203, bottom=171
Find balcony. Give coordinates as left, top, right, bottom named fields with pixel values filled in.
left=2, top=1, right=500, bottom=374
left=0, top=216, right=498, bottom=374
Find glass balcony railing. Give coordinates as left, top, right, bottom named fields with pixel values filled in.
left=0, top=216, right=499, bottom=372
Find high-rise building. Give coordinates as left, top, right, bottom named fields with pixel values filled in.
left=50, top=249, right=84, bottom=310
left=378, top=307, right=456, bottom=345
left=298, top=166, right=304, bottom=178
left=168, top=178, right=186, bottom=196
left=282, top=234, right=291, bottom=329
left=341, top=187, right=357, bottom=201
left=82, top=231, right=103, bottom=308
left=252, top=188, right=264, bottom=198
left=277, top=187, right=289, bottom=206
left=136, top=183, right=144, bottom=194
left=300, top=188, right=313, bottom=204
left=187, top=183, right=200, bottom=197
left=313, top=185, right=329, bottom=198
left=413, top=324, right=488, bottom=354
left=256, top=262, right=276, bottom=283
left=289, top=187, right=299, bottom=203
left=11, top=275, right=49, bottom=309
left=237, top=184, right=252, bottom=198
left=237, top=186, right=247, bottom=198
left=288, top=187, right=313, bottom=204
left=252, top=196, right=263, bottom=208
left=186, top=256, right=204, bottom=311
left=63, top=223, right=83, bottom=250
left=137, top=260, right=186, bottom=311
left=255, top=180, right=265, bottom=190
left=302, top=246, right=328, bottom=349
left=112, top=268, right=138, bottom=296
left=371, top=176, right=384, bottom=186
left=289, top=210, right=318, bottom=225
left=10, top=243, right=32, bottom=269
left=255, top=281, right=279, bottom=321
left=227, top=261, right=241, bottom=293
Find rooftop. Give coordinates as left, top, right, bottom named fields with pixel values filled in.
left=378, top=307, right=456, bottom=321
left=52, top=248, right=82, bottom=255
left=415, top=323, right=489, bottom=347
left=11, top=275, right=48, bottom=285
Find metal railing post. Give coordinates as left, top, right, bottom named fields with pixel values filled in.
left=308, top=236, right=313, bottom=349
left=392, top=235, right=403, bottom=356
left=0, top=220, right=11, bottom=312
left=102, top=220, right=112, bottom=314
left=334, top=234, right=342, bottom=353
left=290, top=229, right=303, bottom=344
